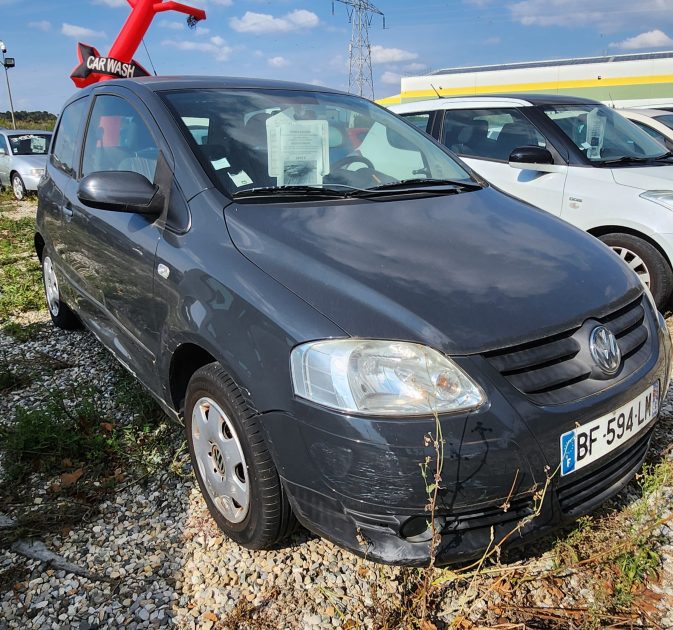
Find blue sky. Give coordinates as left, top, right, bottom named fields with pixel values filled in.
left=2, top=0, right=673, bottom=112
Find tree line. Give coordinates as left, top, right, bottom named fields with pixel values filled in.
left=0, top=110, right=57, bottom=130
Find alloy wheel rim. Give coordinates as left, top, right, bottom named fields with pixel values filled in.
left=43, top=256, right=60, bottom=317
left=12, top=176, right=24, bottom=200
left=610, top=246, right=651, bottom=288
left=192, top=396, right=249, bottom=523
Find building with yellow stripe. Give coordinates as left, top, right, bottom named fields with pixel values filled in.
left=378, top=51, right=673, bottom=108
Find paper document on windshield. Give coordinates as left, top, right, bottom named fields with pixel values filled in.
left=585, top=108, right=606, bottom=160
left=267, top=111, right=330, bottom=186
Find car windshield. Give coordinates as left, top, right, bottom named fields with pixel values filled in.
left=654, top=113, right=673, bottom=131
left=160, top=88, right=473, bottom=197
left=542, top=104, right=667, bottom=163
left=8, top=133, right=51, bottom=156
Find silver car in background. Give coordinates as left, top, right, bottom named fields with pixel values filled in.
left=0, top=129, right=52, bottom=200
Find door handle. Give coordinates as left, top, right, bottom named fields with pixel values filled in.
left=62, top=204, right=73, bottom=221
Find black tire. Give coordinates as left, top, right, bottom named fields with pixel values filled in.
left=185, top=362, right=296, bottom=549
left=41, top=252, right=82, bottom=330
left=599, top=233, right=673, bottom=311
left=11, top=173, right=26, bottom=201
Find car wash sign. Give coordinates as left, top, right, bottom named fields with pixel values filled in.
left=70, top=0, right=207, bottom=88
left=71, top=44, right=149, bottom=87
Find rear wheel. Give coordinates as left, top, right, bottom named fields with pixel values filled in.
left=11, top=173, right=26, bottom=201
left=41, top=254, right=81, bottom=329
left=599, top=233, right=672, bottom=310
left=185, top=362, right=296, bottom=549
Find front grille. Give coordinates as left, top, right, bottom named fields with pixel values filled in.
left=484, top=296, right=651, bottom=405
left=558, top=430, right=652, bottom=515
left=442, top=497, right=534, bottom=533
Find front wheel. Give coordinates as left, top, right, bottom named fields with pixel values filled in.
left=185, top=363, right=296, bottom=549
left=11, top=173, right=26, bottom=201
left=599, top=233, right=672, bottom=311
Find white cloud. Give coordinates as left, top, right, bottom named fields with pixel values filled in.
left=159, top=19, right=184, bottom=30
left=268, top=56, right=289, bottom=68
left=370, top=45, right=418, bottom=64
left=381, top=71, right=402, bottom=85
left=610, top=29, right=673, bottom=50
left=28, top=20, right=51, bottom=32
left=92, top=0, right=126, bottom=6
left=195, top=26, right=211, bottom=35
left=61, top=23, right=106, bottom=39
left=230, top=9, right=319, bottom=34
left=484, top=36, right=501, bottom=45
left=161, top=35, right=232, bottom=61
left=509, top=0, right=673, bottom=31
left=404, top=62, right=427, bottom=72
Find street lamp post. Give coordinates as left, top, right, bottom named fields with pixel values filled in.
left=0, top=41, right=16, bottom=130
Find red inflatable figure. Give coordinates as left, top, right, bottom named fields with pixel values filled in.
left=71, top=0, right=207, bottom=88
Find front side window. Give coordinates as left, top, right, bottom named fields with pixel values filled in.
left=442, top=108, right=546, bottom=161
left=82, top=95, right=158, bottom=181
left=8, top=133, right=51, bottom=155
left=542, top=104, right=667, bottom=163
left=52, top=98, right=88, bottom=174
left=161, top=89, right=472, bottom=198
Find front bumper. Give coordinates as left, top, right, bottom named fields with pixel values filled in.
left=260, top=312, right=671, bottom=566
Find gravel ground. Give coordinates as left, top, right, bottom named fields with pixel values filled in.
left=1, top=220, right=673, bottom=627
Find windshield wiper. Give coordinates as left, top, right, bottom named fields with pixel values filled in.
left=233, top=185, right=357, bottom=200
left=366, top=178, right=482, bottom=192
left=597, top=152, right=673, bottom=166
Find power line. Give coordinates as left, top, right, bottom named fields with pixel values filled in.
left=332, top=0, right=385, bottom=100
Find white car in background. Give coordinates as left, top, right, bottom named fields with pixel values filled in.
left=390, top=95, right=673, bottom=309
left=619, top=109, right=673, bottom=153
left=0, top=129, right=52, bottom=200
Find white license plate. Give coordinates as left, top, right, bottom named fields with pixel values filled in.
left=560, top=382, right=659, bottom=476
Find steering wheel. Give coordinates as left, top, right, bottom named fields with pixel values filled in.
left=331, top=155, right=375, bottom=171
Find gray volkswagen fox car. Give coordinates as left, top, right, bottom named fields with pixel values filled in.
left=36, top=77, right=671, bottom=566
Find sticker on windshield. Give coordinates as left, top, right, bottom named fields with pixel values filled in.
left=266, top=110, right=329, bottom=186
left=228, top=170, right=253, bottom=187
left=211, top=157, right=231, bottom=171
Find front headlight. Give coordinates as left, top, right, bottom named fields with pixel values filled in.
left=640, top=190, right=673, bottom=211
left=30, top=168, right=44, bottom=177
left=290, top=339, right=486, bottom=416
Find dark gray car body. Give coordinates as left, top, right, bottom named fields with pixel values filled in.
left=36, top=77, right=671, bottom=565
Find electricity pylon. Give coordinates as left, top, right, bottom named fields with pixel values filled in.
left=332, top=1, right=385, bottom=100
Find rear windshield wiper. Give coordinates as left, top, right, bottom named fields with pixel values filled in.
left=233, top=185, right=356, bottom=200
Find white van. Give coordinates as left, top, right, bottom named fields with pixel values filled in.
left=390, top=95, right=673, bottom=309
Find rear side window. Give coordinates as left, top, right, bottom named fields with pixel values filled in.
left=442, top=108, right=546, bottom=161
left=631, top=120, right=667, bottom=143
left=82, top=95, right=159, bottom=182
left=52, top=98, right=88, bottom=175
left=400, top=112, right=432, bottom=133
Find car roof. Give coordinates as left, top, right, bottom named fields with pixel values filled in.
left=76, top=75, right=347, bottom=97
left=389, top=93, right=600, bottom=113
left=619, top=108, right=672, bottom=117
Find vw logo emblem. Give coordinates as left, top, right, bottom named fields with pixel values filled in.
left=589, top=326, right=621, bottom=375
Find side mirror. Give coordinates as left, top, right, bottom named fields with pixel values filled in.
left=509, top=146, right=564, bottom=173
left=77, top=171, right=161, bottom=216
left=0, top=148, right=6, bottom=156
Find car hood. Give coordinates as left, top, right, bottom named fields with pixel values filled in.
left=611, top=164, right=673, bottom=191
left=11, top=154, right=48, bottom=171
left=225, top=188, right=641, bottom=355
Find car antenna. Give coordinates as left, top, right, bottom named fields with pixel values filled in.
left=430, top=84, right=444, bottom=99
